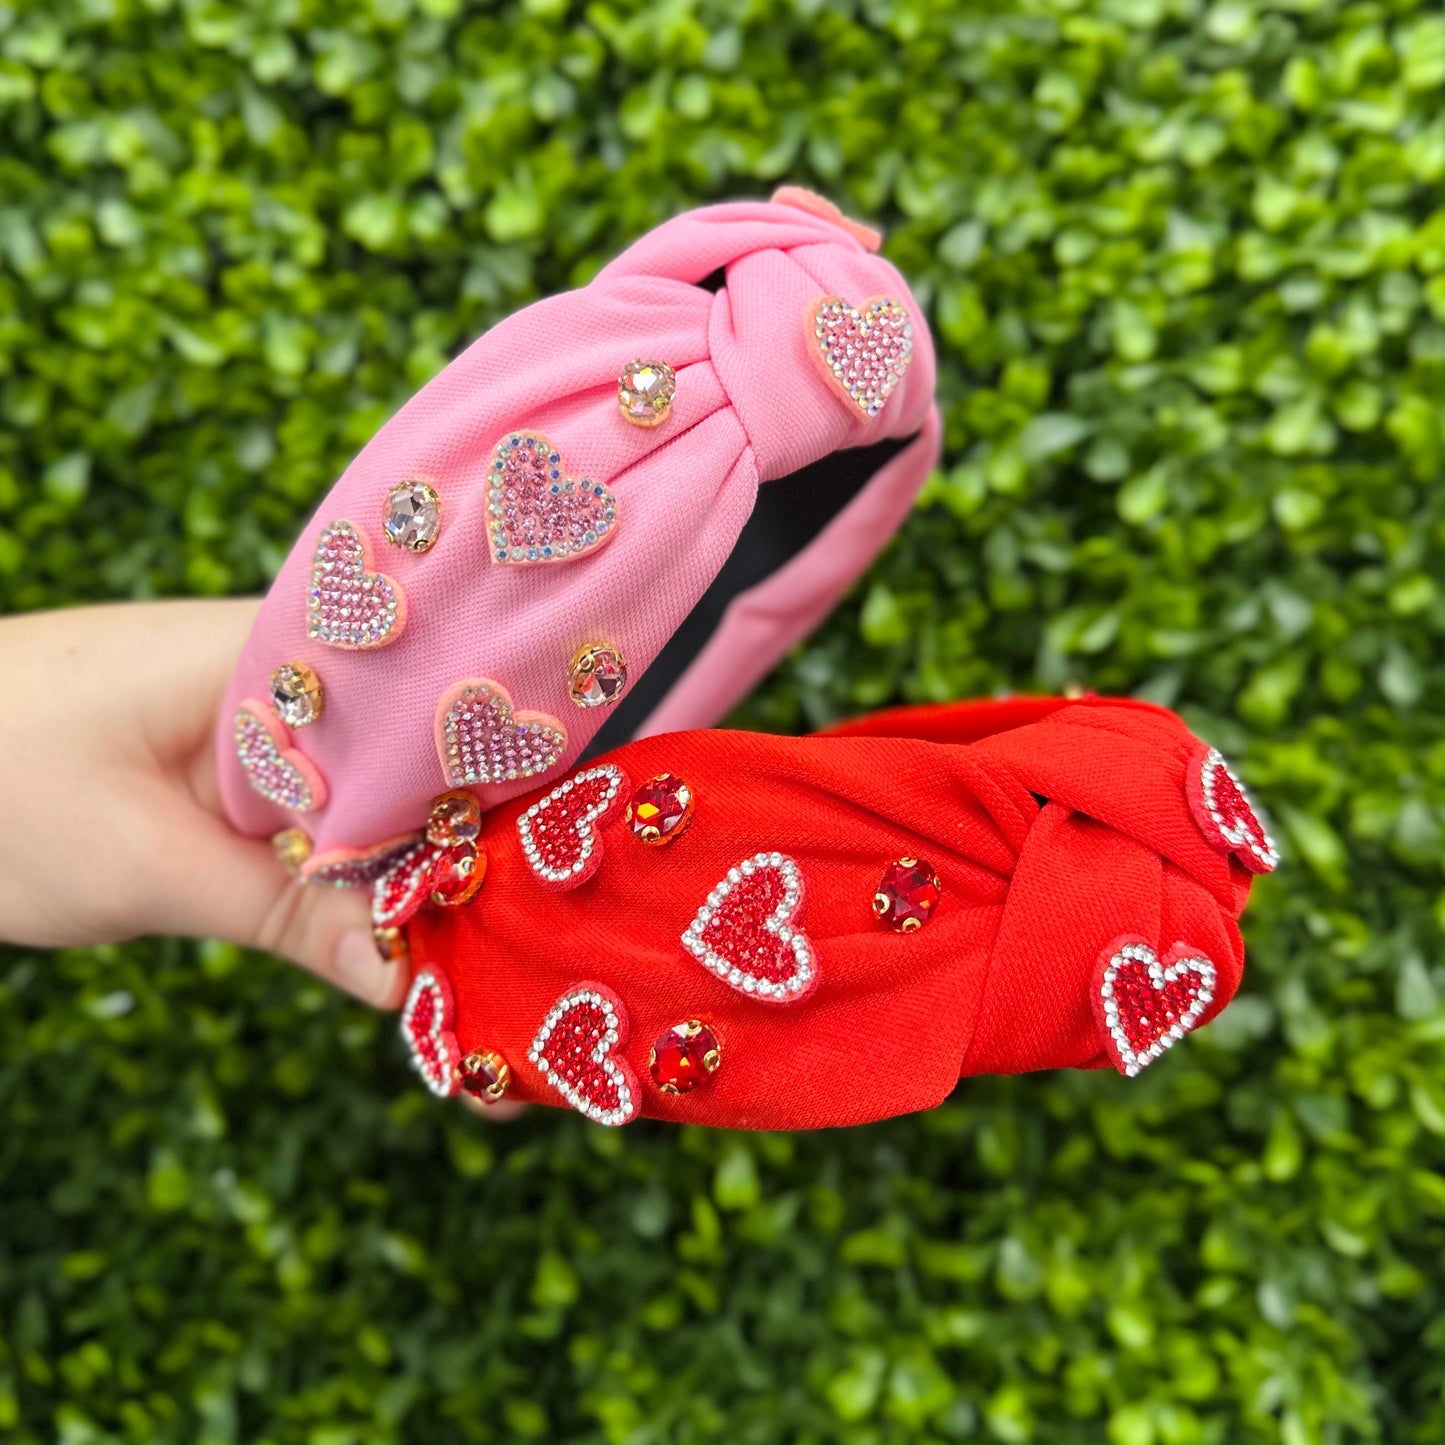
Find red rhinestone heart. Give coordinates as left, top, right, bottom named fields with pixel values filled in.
left=307, top=520, right=406, bottom=649
left=486, top=431, right=617, bottom=565
left=1094, top=938, right=1217, bottom=1077
left=300, top=833, right=423, bottom=888
left=401, top=970, right=461, bottom=1097
left=435, top=677, right=567, bottom=789
left=682, top=853, right=817, bottom=1003
left=234, top=700, right=327, bottom=812
left=807, top=295, right=914, bottom=418
left=528, top=983, right=639, bottom=1126
left=372, top=839, right=439, bottom=930
left=516, top=764, right=629, bottom=890
left=1188, top=745, right=1278, bottom=874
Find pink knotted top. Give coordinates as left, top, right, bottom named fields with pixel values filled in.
left=217, top=192, right=939, bottom=869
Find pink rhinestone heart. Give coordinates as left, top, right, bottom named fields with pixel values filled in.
left=435, top=677, right=567, bottom=788
left=807, top=295, right=915, bottom=418
left=234, top=700, right=327, bottom=812
left=486, top=431, right=617, bottom=565
left=401, top=970, right=462, bottom=1098
left=681, top=852, right=817, bottom=1003
left=307, top=520, right=406, bottom=649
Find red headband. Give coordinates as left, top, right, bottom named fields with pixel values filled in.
left=383, top=695, right=1275, bottom=1129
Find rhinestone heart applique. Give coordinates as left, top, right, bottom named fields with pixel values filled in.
left=308, top=520, right=406, bottom=650
left=234, top=700, right=327, bottom=812
left=1094, top=938, right=1217, bottom=1077
left=682, top=852, right=817, bottom=1003
left=1187, top=745, right=1279, bottom=874
left=372, top=839, right=440, bottom=930
left=808, top=295, right=914, bottom=418
left=401, top=970, right=462, bottom=1098
left=436, top=677, right=567, bottom=788
left=301, top=833, right=424, bottom=889
left=529, top=983, right=639, bottom=1126
left=487, top=431, right=617, bottom=565
left=516, top=764, right=629, bottom=890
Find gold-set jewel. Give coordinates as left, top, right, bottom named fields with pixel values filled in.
left=649, top=1019, right=724, bottom=1095
left=457, top=1049, right=511, bottom=1103
left=272, top=827, right=313, bottom=874
left=626, top=772, right=694, bottom=846
left=383, top=479, right=442, bottom=553
left=618, top=359, right=676, bottom=428
left=269, top=661, right=324, bottom=728
left=372, top=924, right=408, bottom=964
left=567, top=641, right=628, bottom=709
left=426, top=789, right=482, bottom=847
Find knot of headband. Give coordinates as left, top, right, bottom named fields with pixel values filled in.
left=386, top=695, right=1276, bottom=1129
left=216, top=191, right=939, bottom=871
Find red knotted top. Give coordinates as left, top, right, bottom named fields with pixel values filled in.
left=403, top=695, right=1271, bottom=1129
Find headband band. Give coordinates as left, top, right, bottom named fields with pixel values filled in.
left=216, top=191, right=938, bottom=878
left=387, top=695, right=1275, bottom=1129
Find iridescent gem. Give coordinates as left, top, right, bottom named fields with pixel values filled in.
left=383, top=479, right=442, bottom=553
left=626, top=772, right=694, bottom=846
left=567, top=642, right=628, bottom=708
left=617, top=359, right=676, bottom=427
left=272, top=827, right=313, bottom=874
left=269, top=661, right=323, bottom=728
left=457, top=1049, right=511, bottom=1103
left=649, top=1020, right=722, bottom=1095
left=427, top=790, right=482, bottom=847
left=872, top=857, right=941, bottom=933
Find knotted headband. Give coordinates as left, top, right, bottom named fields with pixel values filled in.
left=388, top=695, right=1277, bottom=1129
left=216, top=189, right=939, bottom=874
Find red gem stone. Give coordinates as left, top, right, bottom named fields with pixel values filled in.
left=458, top=1049, right=511, bottom=1102
left=626, top=772, right=693, bottom=846
left=872, top=857, right=941, bottom=932
left=430, top=841, right=486, bottom=906
left=649, top=1021, right=722, bottom=1095
left=427, top=789, right=481, bottom=846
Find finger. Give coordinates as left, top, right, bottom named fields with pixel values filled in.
left=459, top=1094, right=530, bottom=1122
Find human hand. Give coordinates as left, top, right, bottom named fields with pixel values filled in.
left=0, top=598, right=527, bottom=1119
left=0, top=599, right=405, bottom=1003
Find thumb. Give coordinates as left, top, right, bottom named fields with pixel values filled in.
left=145, top=798, right=408, bottom=1008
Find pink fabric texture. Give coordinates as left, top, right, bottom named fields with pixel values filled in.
left=217, top=195, right=939, bottom=861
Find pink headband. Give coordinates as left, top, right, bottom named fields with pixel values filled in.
left=217, top=190, right=939, bottom=876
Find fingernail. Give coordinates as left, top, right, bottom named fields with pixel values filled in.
left=334, top=927, right=394, bottom=1006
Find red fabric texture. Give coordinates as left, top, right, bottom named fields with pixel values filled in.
left=406, top=696, right=1259, bottom=1129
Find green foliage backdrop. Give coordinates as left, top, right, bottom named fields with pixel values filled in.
left=4, top=0, right=1445, bottom=1440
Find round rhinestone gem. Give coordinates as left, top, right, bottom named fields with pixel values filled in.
left=567, top=642, right=628, bottom=709
left=430, top=841, right=486, bottom=907
left=649, top=1020, right=722, bottom=1095
left=457, top=1049, right=511, bottom=1103
left=626, top=773, right=694, bottom=846
left=269, top=661, right=324, bottom=728
left=382, top=479, right=442, bottom=552
left=617, top=359, right=677, bottom=427
left=272, top=827, right=313, bottom=874
left=872, top=857, right=941, bottom=933
left=427, top=789, right=482, bottom=847
left=372, top=924, right=408, bottom=965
